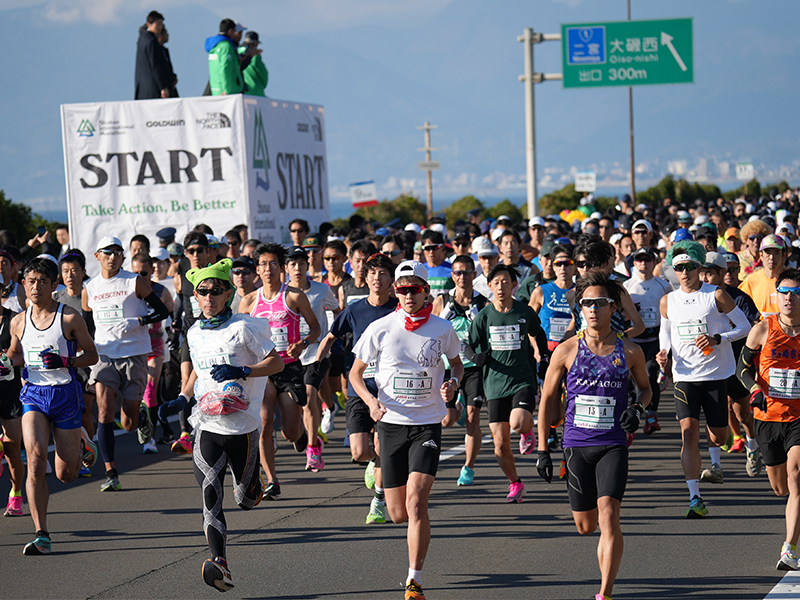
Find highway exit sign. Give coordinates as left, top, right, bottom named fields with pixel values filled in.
left=561, top=18, right=693, bottom=88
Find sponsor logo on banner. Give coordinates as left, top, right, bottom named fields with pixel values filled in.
left=253, top=109, right=271, bottom=191
left=196, top=112, right=231, bottom=129
left=312, top=117, right=322, bottom=142
left=77, top=119, right=95, bottom=137
left=146, top=119, right=185, bottom=127
left=297, top=123, right=309, bottom=132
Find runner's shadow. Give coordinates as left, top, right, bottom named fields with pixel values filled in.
left=614, top=575, right=783, bottom=599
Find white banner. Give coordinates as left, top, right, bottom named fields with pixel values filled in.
left=575, top=171, right=596, bottom=192
left=61, top=95, right=328, bottom=274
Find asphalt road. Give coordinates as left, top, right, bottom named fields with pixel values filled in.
left=0, top=403, right=793, bottom=600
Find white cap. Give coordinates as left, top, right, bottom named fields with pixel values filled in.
left=693, top=215, right=709, bottom=225
left=395, top=260, right=428, bottom=282
left=748, top=215, right=760, bottom=223
left=528, top=216, right=545, bottom=227
left=491, top=228, right=504, bottom=242
left=632, top=219, right=653, bottom=232
left=96, top=235, right=123, bottom=251
left=609, top=233, right=623, bottom=245
left=496, top=214, right=512, bottom=223
left=152, top=247, right=170, bottom=261
left=429, top=223, right=447, bottom=237
left=36, top=253, right=58, bottom=266
left=778, top=222, right=795, bottom=236
left=473, top=237, right=499, bottom=257
left=590, top=211, right=602, bottom=220
left=404, top=223, right=421, bottom=234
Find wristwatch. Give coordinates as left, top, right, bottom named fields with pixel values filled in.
left=301, top=338, right=309, bottom=348
left=712, top=334, right=722, bottom=345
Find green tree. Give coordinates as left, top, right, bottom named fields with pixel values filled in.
left=443, top=195, right=484, bottom=228
left=0, top=190, right=57, bottom=248
left=331, top=194, right=428, bottom=230
left=487, top=199, right=523, bottom=223
left=535, top=184, right=616, bottom=217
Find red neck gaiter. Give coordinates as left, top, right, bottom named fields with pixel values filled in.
left=396, top=302, right=433, bottom=331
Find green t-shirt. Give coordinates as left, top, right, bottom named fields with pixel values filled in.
left=467, top=300, right=541, bottom=400
left=517, top=272, right=555, bottom=305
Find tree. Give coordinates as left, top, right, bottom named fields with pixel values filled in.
left=443, top=195, right=484, bottom=228
left=536, top=184, right=616, bottom=217
left=487, top=199, right=523, bottom=223
left=0, top=190, right=57, bottom=248
left=331, top=193, right=428, bottom=231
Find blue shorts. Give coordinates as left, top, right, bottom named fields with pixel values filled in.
left=21, top=379, right=84, bottom=430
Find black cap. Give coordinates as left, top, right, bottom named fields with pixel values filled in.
left=243, top=31, right=259, bottom=44
left=466, top=208, right=482, bottom=217
left=286, top=245, right=307, bottom=261
left=232, top=256, right=254, bottom=270
left=156, top=227, right=176, bottom=241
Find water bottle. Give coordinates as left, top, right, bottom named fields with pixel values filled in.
left=0, top=352, right=13, bottom=381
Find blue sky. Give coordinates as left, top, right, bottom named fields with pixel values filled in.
left=1, top=0, right=798, bottom=219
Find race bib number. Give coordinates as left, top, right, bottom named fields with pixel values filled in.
left=392, top=370, right=433, bottom=398
left=574, top=395, right=616, bottom=430
left=768, top=368, right=800, bottom=400
left=96, top=307, right=124, bottom=325
left=549, top=317, right=571, bottom=341
left=190, top=296, right=201, bottom=318
left=194, top=352, right=232, bottom=373
left=489, top=325, right=521, bottom=351
left=271, top=326, right=289, bottom=352
left=299, top=318, right=310, bottom=338
left=364, top=360, right=377, bottom=378
left=640, top=306, right=659, bottom=328
left=677, top=318, right=707, bottom=343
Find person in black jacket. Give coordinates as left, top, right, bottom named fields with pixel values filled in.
left=158, top=26, right=179, bottom=97
left=135, top=11, right=172, bottom=100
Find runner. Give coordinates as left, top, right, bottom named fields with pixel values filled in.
left=432, top=255, right=488, bottom=486
left=5, top=257, right=98, bottom=554
left=0, top=248, right=26, bottom=313
left=82, top=236, right=169, bottom=491
left=472, top=238, right=499, bottom=300
left=339, top=240, right=375, bottom=308
left=0, top=292, right=24, bottom=515
left=529, top=243, right=575, bottom=351
left=420, top=230, right=454, bottom=298
left=655, top=240, right=751, bottom=517
left=351, top=259, right=463, bottom=600
left=315, top=253, right=398, bottom=523
left=537, top=269, right=651, bottom=600
left=740, top=234, right=788, bottom=318
left=169, top=258, right=283, bottom=590
left=466, top=263, right=549, bottom=502
left=238, top=243, right=320, bottom=500
left=737, top=268, right=800, bottom=570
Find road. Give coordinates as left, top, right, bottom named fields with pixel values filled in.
left=0, top=406, right=793, bottom=599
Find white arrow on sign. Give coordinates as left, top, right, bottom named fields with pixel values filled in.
left=660, top=31, right=687, bottom=72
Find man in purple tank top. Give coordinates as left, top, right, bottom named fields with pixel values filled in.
left=538, top=270, right=651, bottom=600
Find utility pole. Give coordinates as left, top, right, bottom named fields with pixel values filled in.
left=627, top=0, right=636, bottom=204
left=518, top=28, right=561, bottom=219
left=416, top=121, right=438, bottom=219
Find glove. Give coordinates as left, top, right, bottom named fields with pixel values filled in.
left=464, top=344, right=490, bottom=368
left=750, top=389, right=767, bottom=411
left=536, top=450, right=553, bottom=483
left=620, top=403, right=642, bottom=434
left=210, top=364, right=250, bottom=382
left=40, top=349, right=68, bottom=369
left=159, top=394, right=189, bottom=420
left=537, top=357, right=550, bottom=381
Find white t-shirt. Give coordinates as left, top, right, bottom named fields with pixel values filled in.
left=623, top=273, right=671, bottom=342
left=298, top=281, right=339, bottom=365
left=187, top=313, right=275, bottom=436
left=353, top=310, right=461, bottom=425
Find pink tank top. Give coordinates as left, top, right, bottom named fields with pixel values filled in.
left=250, top=283, right=300, bottom=363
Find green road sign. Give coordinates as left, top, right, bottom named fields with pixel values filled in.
left=561, top=18, right=693, bottom=88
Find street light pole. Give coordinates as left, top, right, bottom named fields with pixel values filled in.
left=416, top=121, right=438, bottom=219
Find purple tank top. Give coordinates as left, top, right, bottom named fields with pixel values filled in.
left=563, top=333, right=629, bottom=447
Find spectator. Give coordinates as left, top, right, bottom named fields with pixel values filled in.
left=55, top=224, right=71, bottom=259
left=134, top=11, right=172, bottom=100
left=158, top=26, right=179, bottom=97
left=205, top=19, right=245, bottom=96
left=238, top=31, right=268, bottom=97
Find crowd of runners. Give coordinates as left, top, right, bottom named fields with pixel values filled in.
left=2, top=188, right=800, bottom=599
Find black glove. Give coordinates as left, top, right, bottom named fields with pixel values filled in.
left=210, top=364, right=250, bottom=382
left=159, top=394, right=189, bottom=420
left=750, top=389, right=767, bottom=411
left=464, top=344, right=490, bottom=368
left=536, top=450, right=553, bottom=483
left=620, top=403, right=642, bottom=434
left=537, top=357, right=550, bottom=381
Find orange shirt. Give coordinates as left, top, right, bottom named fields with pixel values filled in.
left=755, top=315, right=800, bottom=423
left=740, top=269, right=779, bottom=317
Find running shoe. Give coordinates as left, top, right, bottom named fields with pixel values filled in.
left=404, top=578, right=426, bottom=600
left=305, top=441, right=325, bottom=472
left=519, top=430, right=536, bottom=455
left=202, top=557, right=234, bottom=591
left=700, top=463, right=724, bottom=484
left=626, top=432, right=635, bottom=448
left=643, top=413, right=661, bottom=434
left=547, top=427, right=559, bottom=451
left=686, top=495, right=708, bottom=518
left=78, top=466, right=92, bottom=478
left=746, top=447, right=763, bottom=478
left=559, top=459, right=567, bottom=479
left=171, top=433, right=193, bottom=454
left=777, top=542, right=799, bottom=571
left=317, top=430, right=329, bottom=445
left=456, top=394, right=467, bottom=428
left=336, top=391, right=346, bottom=410
left=23, top=534, right=51, bottom=555
left=142, top=439, right=158, bottom=454
left=241, top=472, right=264, bottom=509
left=343, top=428, right=350, bottom=448
left=80, top=427, right=97, bottom=468
left=364, top=459, right=376, bottom=489
left=366, top=497, right=387, bottom=524
left=457, top=466, right=474, bottom=486
left=4, top=495, right=23, bottom=517
left=264, top=481, right=282, bottom=501
left=729, top=436, right=745, bottom=453
left=321, top=405, right=338, bottom=434
left=100, top=474, right=122, bottom=492
left=720, top=429, right=734, bottom=452
left=506, top=480, right=525, bottom=503
left=157, top=430, right=176, bottom=445
left=137, top=402, right=154, bottom=445
left=595, top=595, right=611, bottom=600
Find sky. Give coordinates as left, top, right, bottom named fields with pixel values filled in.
left=1, top=0, right=798, bottom=220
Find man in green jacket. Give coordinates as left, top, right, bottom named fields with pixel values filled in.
left=238, top=31, right=269, bottom=97
left=205, top=18, right=244, bottom=95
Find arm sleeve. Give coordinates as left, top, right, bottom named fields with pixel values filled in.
left=737, top=345, right=760, bottom=393
left=720, top=304, right=751, bottom=342
left=659, top=315, right=672, bottom=354
left=140, top=291, right=169, bottom=325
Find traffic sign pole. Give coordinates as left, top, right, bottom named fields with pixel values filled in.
left=627, top=0, right=636, bottom=204
left=416, top=121, right=438, bottom=219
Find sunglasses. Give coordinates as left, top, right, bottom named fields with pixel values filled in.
left=382, top=249, right=402, bottom=257
left=395, top=284, right=425, bottom=296
left=579, top=297, right=614, bottom=308
left=553, top=259, right=574, bottom=267
left=453, top=240, right=469, bottom=247
left=634, top=255, right=655, bottom=263
left=452, top=270, right=474, bottom=276
left=185, top=247, right=206, bottom=255
left=231, top=268, right=251, bottom=276
left=777, top=286, right=800, bottom=297
left=99, top=248, right=123, bottom=256
left=323, top=255, right=343, bottom=261
left=195, top=287, right=228, bottom=296
left=422, top=244, right=442, bottom=252
left=673, top=262, right=699, bottom=272
left=633, top=229, right=650, bottom=235
left=748, top=235, right=763, bottom=241
left=290, top=228, right=306, bottom=234
left=575, top=260, right=599, bottom=269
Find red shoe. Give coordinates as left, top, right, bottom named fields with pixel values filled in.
left=728, top=436, right=745, bottom=453
left=627, top=432, right=635, bottom=448
left=643, top=414, right=661, bottom=434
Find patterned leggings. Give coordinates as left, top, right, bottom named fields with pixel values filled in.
left=193, top=428, right=262, bottom=559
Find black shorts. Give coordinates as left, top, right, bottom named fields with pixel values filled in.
left=461, top=366, right=485, bottom=408
left=0, top=379, right=23, bottom=420
left=754, top=419, right=800, bottom=467
left=272, top=361, right=307, bottom=406
left=726, top=373, right=749, bottom=402
left=488, top=387, right=536, bottom=423
left=346, top=396, right=375, bottom=434
left=673, top=379, right=728, bottom=428
left=378, top=422, right=442, bottom=489
left=302, top=358, right=331, bottom=391
left=328, top=343, right=346, bottom=377
left=564, top=444, right=628, bottom=512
